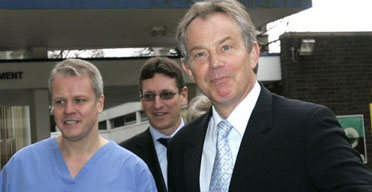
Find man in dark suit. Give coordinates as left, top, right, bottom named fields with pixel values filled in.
left=168, top=0, right=372, bottom=191
left=120, top=57, right=188, bottom=192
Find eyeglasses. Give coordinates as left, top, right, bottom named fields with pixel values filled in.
left=140, top=91, right=178, bottom=102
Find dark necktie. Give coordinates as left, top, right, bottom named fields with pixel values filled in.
left=157, top=138, right=171, bottom=148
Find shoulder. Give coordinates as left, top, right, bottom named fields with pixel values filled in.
left=259, top=84, right=329, bottom=116
left=182, top=110, right=210, bottom=132
left=176, top=115, right=203, bottom=137
left=171, top=110, right=211, bottom=148
left=256, top=88, right=338, bottom=137
left=6, top=137, right=56, bottom=164
left=271, top=92, right=332, bottom=116
left=269, top=93, right=339, bottom=134
left=1, top=138, right=56, bottom=182
left=104, top=141, right=148, bottom=169
left=104, top=142, right=155, bottom=183
left=119, top=129, right=149, bottom=148
left=92, top=141, right=157, bottom=191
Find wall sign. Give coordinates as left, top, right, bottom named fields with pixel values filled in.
left=337, top=114, right=367, bottom=164
left=0, top=71, right=23, bottom=80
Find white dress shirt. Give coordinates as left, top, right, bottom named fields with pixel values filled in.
left=200, top=81, right=261, bottom=191
left=150, top=118, right=184, bottom=190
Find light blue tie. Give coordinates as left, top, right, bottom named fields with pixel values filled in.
left=209, top=120, right=234, bottom=192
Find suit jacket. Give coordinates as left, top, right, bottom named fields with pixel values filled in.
left=168, top=85, right=372, bottom=192
left=120, top=129, right=167, bottom=192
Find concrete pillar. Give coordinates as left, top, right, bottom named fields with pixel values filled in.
left=29, top=89, right=51, bottom=143
left=136, top=111, right=142, bottom=124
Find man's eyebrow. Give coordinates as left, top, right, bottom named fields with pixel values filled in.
left=52, top=96, right=64, bottom=100
left=217, top=36, right=233, bottom=45
left=189, top=36, right=233, bottom=53
left=189, top=46, right=207, bottom=54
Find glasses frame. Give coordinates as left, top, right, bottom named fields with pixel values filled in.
left=140, top=91, right=179, bottom=102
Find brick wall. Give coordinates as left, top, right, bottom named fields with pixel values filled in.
left=280, top=32, right=372, bottom=168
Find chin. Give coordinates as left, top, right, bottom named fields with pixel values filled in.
left=62, top=134, right=83, bottom=142
left=154, top=123, right=168, bottom=129
left=152, top=123, right=171, bottom=130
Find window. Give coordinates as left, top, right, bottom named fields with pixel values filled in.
left=140, top=111, right=148, bottom=122
left=124, top=113, right=136, bottom=126
left=98, top=121, right=107, bottom=130
left=110, top=112, right=138, bottom=129
left=110, top=116, right=124, bottom=129
left=0, top=106, right=30, bottom=169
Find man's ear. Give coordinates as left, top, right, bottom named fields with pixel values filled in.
left=181, top=61, right=195, bottom=82
left=180, top=86, right=189, bottom=106
left=96, top=94, right=105, bottom=113
left=249, top=43, right=260, bottom=70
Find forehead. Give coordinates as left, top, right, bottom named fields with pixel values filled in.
left=52, top=74, right=94, bottom=96
left=141, top=73, right=178, bottom=91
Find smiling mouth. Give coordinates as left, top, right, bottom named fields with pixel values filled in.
left=153, top=112, right=167, bottom=117
left=64, top=120, right=79, bottom=125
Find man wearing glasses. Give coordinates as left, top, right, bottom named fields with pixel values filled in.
left=120, top=57, right=188, bottom=192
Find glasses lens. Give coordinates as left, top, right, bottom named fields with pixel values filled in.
left=141, top=91, right=177, bottom=101
left=159, top=92, right=176, bottom=100
left=142, top=93, right=156, bottom=101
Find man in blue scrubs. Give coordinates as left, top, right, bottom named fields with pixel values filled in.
left=0, top=59, right=157, bottom=192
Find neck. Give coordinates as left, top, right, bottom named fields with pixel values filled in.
left=214, top=96, right=246, bottom=119
left=156, top=117, right=182, bottom=136
left=214, top=80, right=256, bottom=119
left=57, top=134, right=108, bottom=178
left=57, top=134, right=107, bottom=158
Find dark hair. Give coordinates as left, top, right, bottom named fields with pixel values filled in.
left=139, top=57, right=185, bottom=93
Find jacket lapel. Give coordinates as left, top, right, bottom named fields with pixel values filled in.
left=183, top=110, right=212, bottom=192
left=135, top=129, right=168, bottom=192
left=229, top=85, right=273, bottom=191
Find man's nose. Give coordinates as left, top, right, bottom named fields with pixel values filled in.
left=153, top=95, right=164, bottom=109
left=64, top=101, right=76, bottom=114
left=209, top=51, right=223, bottom=69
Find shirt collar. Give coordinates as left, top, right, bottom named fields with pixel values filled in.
left=211, top=81, right=261, bottom=136
left=149, top=118, right=185, bottom=141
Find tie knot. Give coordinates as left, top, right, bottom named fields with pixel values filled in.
left=217, top=120, right=233, bottom=138
left=157, top=137, right=171, bottom=148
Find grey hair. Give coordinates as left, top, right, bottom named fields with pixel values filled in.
left=48, top=59, right=104, bottom=100
left=186, top=95, right=211, bottom=123
left=176, top=0, right=257, bottom=64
